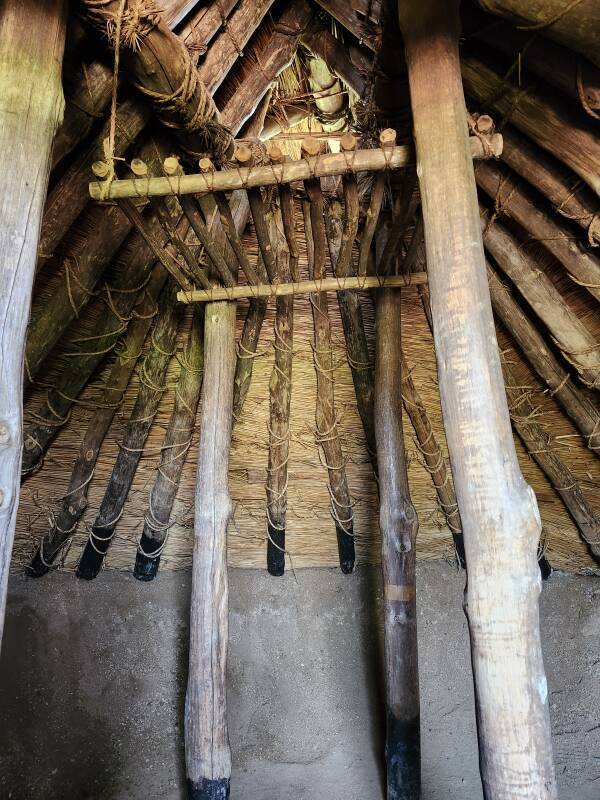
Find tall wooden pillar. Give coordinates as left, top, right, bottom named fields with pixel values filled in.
left=398, top=2, right=557, bottom=798
left=0, top=0, right=67, bottom=645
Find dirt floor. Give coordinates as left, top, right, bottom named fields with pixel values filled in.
left=0, top=562, right=598, bottom=799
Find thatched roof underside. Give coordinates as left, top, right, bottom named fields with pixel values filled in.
left=16, top=0, right=600, bottom=574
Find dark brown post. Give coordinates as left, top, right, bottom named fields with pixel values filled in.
left=398, top=1, right=557, bottom=796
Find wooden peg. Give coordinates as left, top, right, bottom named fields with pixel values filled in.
left=163, top=156, right=181, bottom=176
left=301, top=136, right=322, bottom=158
left=199, top=157, right=213, bottom=173
left=130, top=158, right=149, bottom=177
left=92, top=160, right=111, bottom=179
left=267, top=142, right=285, bottom=164
left=234, top=145, right=253, bottom=166
left=475, top=114, right=494, bottom=134
left=340, top=132, right=357, bottom=152
left=379, top=128, right=397, bottom=148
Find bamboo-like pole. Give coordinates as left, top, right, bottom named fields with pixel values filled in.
left=375, top=288, right=420, bottom=799
left=134, top=307, right=205, bottom=580
left=0, top=0, right=67, bottom=646
left=501, top=357, right=600, bottom=562
left=398, top=2, right=557, bottom=796
left=476, top=160, right=600, bottom=303
left=76, top=282, right=181, bottom=579
left=302, top=160, right=355, bottom=573
left=89, top=136, right=495, bottom=200
left=27, top=267, right=167, bottom=577
left=178, top=273, right=428, bottom=303
left=499, top=127, right=600, bottom=247
left=185, top=301, right=236, bottom=800
left=481, top=211, right=600, bottom=390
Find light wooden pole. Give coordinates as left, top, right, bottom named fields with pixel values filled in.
left=0, top=0, right=67, bottom=645
left=398, top=2, right=557, bottom=798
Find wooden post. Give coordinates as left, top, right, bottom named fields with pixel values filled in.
left=375, top=289, right=420, bottom=799
left=185, top=302, right=236, bottom=799
left=0, top=0, right=67, bottom=643
left=398, top=2, right=557, bottom=797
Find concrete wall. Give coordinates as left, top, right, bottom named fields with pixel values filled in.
left=0, top=563, right=598, bottom=799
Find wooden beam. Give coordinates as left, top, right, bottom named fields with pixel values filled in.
left=375, top=289, right=420, bottom=798
left=185, top=301, right=236, bottom=799
left=90, top=136, right=496, bottom=200
left=472, top=0, right=600, bottom=67
left=461, top=55, right=600, bottom=197
left=0, top=0, right=67, bottom=644
left=177, top=273, right=428, bottom=303
left=398, top=1, right=557, bottom=797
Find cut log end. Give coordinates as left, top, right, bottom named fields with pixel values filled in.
left=386, top=711, right=421, bottom=800
left=266, top=525, right=286, bottom=577
left=187, top=777, right=230, bottom=800
left=336, top=525, right=355, bottom=574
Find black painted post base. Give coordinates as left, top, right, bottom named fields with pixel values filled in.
left=76, top=537, right=107, bottom=580
left=386, top=712, right=421, bottom=800
left=133, top=548, right=161, bottom=581
left=336, top=524, right=355, bottom=574
left=266, top=523, right=285, bottom=576
left=187, top=777, right=230, bottom=800
left=25, top=547, right=51, bottom=578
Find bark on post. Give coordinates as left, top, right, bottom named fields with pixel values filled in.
left=398, top=2, right=557, bottom=797
left=375, top=289, right=420, bottom=799
left=27, top=267, right=167, bottom=577
left=0, top=0, right=67, bottom=644
left=301, top=151, right=355, bottom=573
left=486, top=262, right=600, bottom=456
left=134, top=307, right=205, bottom=580
left=498, top=127, right=600, bottom=248
left=265, top=211, right=294, bottom=576
left=76, top=282, right=181, bottom=579
left=185, top=301, right=236, bottom=800
left=475, top=160, right=600, bottom=304
left=481, top=213, right=600, bottom=390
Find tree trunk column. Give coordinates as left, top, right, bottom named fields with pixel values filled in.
left=398, top=2, right=556, bottom=798
left=0, top=0, right=67, bottom=645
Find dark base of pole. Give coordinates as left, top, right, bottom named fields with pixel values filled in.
left=187, top=777, right=230, bottom=800
left=336, top=524, right=355, bottom=574
left=267, top=524, right=285, bottom=576
left=451, top=534, right=467, bottom=570
left=386, top=711, right=421, bottom=800
left=133, top=533, right=162, bottom=581
left=539, top=555, right=552, bottom=581
left=76, top=541, right=105, bottom=580
left=25, top=548, right=51, bottom=579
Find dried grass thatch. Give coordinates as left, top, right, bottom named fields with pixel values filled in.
left=16, top=203, right=600, bottom=575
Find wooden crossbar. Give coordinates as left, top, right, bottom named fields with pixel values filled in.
left=177, top=272, right=429, bottom=303
left=89, top=135, right=500, bottom=201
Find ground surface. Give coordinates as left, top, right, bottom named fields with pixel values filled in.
left=0, top=563, right=598, bottom=799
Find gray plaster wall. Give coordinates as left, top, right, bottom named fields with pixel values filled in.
left=0, top=563, right=598, bottom=799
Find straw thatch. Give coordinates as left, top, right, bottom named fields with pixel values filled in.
left=13, top=0, right=600, bottom=576
left=16, top=203, right=600, bottom=574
